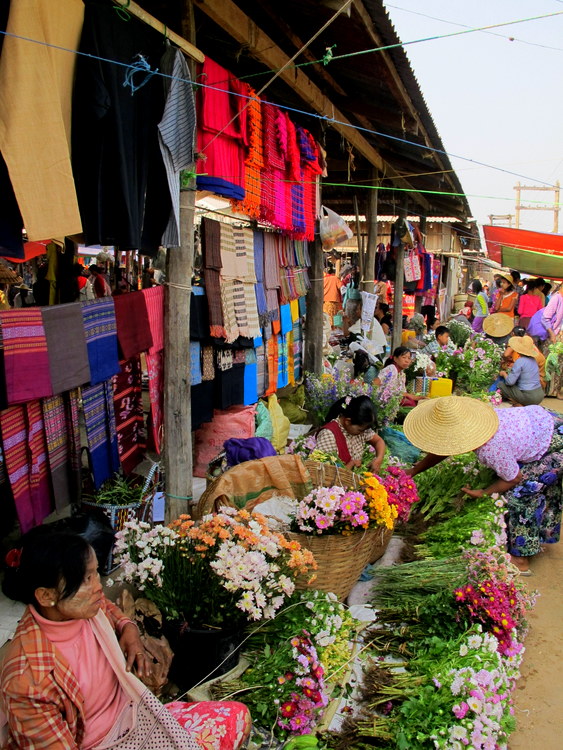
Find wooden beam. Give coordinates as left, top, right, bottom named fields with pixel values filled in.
left=353, top=0, right=459, bottom=198
left=193, top=0, right=430, bottom=209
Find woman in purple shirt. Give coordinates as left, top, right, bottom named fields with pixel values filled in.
left=405, top=396, right=563, bottom=574
left=498, top=336, right=544, bottom=406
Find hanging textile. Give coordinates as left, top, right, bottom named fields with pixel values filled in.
left=253, top=231, right=268, bottom=326
left=0, top=0, right=84, bottom=242
left=201, top=217, right=225, bottom=338
left=201, top=345, right=215, bottom=381
left=277, top=334, right=289, bottom=389
left=146, top=350, right=164, bottom=455
left=243, top=349, right=258, bottom=406
left=158, top=46, right=196, bottom=248
left=113, top=292, right=153, bottom=360
left=196, top=57, right=247, bottom=200
left=0, top=401, right=53, bottom=533
left=0, top=309, right=52, bottom=405
left=231, top=226, right=260, bottom=339
left=296, top=128, right=323, bottom=242
left=113, top=356, right=146, bottom=474
left=260, top=102, right=280, bottom=224
left=190, top=287, right=209, bottom=340
left=82, top=381, right=119, bottom=489
left=265, top=336, right=279, bottom=397
left=231, top=85, right=263, bottom=219
left=73, top=1, right=169, bottom=252
left=292, top=320, right=303, bottom=382
left=81, top=297, right=120, bottom=386
left=42, top=303, right=90, bottom=393
left=263, top=233, right=280, bottom=322
left=190, top=341, right=202, bottom=386
left=42, top=391, right=81, bottom=512
left=142, top=286, right=165, bottom=354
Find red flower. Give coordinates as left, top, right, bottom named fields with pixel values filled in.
left=281, top=701, right=297, bottom=718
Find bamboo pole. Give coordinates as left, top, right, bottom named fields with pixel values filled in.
left=362, top=168, right=378, bottom=293
left=113, top=0, right=204, bottom=63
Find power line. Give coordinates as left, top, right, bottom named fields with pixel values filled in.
left=0, top=25, right=558, bottom=192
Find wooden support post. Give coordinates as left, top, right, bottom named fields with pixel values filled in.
left=304, top=235, right=324, bottom=375
left=164, top=1, right=197, bottom=522
left=391, top=210, right=406, bottom=352
left=353, top=195, right=364, bottom=283
left=362, top=169, right=378, bottom=293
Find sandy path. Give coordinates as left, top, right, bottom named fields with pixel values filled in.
left=510, top=398, right=563, bottom=749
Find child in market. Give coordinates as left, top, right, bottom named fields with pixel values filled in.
left=316, top=395, right=386, bottom=473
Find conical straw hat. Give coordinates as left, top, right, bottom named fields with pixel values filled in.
left=508, top=335, right=537, bottom=358
left=482, top=313, right=514, bottom=338
left=403, top=396, right=499, bottom=456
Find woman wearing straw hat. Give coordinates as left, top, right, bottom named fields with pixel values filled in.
left=498, top=336, right=544, bottom=406
left=492, top=272, right=518, bottom=318
left=482, top=312, right=514, bottom=347
left=405, top=396, right=563, bottom=573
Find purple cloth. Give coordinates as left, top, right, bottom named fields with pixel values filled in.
left=527, top=295, right=563, bottom=340
left=472, top=316, right=484, bottom=333
left=224, top=437, right=276, bottom=467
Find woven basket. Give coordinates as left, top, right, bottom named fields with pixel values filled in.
left=285, top=527, right=384, bottom=601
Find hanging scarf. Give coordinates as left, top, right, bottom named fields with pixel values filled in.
left=0, top=401, right=53, bottom=532
left=113, top=356, right=146, bottom=474
left=42, top=390, right=81, bottom=512
left=82, top=381, right=120, bottom=488
left=113, top=292, right=153, bottom=359
left=42, top=302, right=90, bottom=393
left=142, top=285, right=165, bottom=354
left=0, top=309, right=52, bottom=404
left=81, top=297, right=120, bottom=386
left=146, top=350, right=164, bottom=455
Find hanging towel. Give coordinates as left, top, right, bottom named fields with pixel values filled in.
left=190, top=341, right=202, bottom=386
left=42, top=391, right=81, bottom=512
left=0, top=309, right=52, bottom=404
left=42, top=302, right=90, bottom=394
left=280, top=304, right=292, bottom=335
left=158, top=46, right=196, bottom=248
left=81, top=297, right=120, bottom=386
left=146, top=351, right=163, bottom=455
left=113, top=291, right=153, bottom=359
left=113, top=356, right=146, bottom=474
left=0, top=401, right=53, bottom=533
left=201, top=217, right=224, bottom=337
left=142, top=285, right=165, bottom=354
left=253, top=231, right=268, bottom=325
left=82, top=381, right=120, bottom=489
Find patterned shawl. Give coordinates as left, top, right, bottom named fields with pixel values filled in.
left=81, top=297, right=120, bottom=386
left=82, top=381, right=120, bottom=489
left=201, top=217, right=224, bottom=337
left=0, top=309, right=52, bottom=404
left=0, top=401, right=53, bottom=533
left=113, top=356, right=146, bottom=474
left=42, top=390, right=81, bottom=512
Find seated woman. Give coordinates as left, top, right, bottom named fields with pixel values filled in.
left=375, top=347, right=427, bottom=408
left=499, top=335, right=545, bottom=406
left=1, top=527, right=251, bottom=750
left=316, top=395, right=386, bottom=473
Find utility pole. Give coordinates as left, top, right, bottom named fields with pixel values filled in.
left=514, top=181, right=560, bottom=233
left=362, top=168, right=378, bottom=293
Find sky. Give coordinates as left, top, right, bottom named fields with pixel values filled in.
left=383, top=0, right=563, bottom=234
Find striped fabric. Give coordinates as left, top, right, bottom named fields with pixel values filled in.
left=81, top=298, right=120, bottom=385
left=113, top=356, right=146, bottom=474
left=0, top=309, right=52, bottom=404
left=142, top=285, right=165, bottom=354
left=146, top=351, right=163, bottom=455
left=0, top=401, right=53, bottom=533
left=42, top=391, right=81, bottom=511
left=158, top=47, right=196, bottom=248
left=82, top=381, right=120, bottom=489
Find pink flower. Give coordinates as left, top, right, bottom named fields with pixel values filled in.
left=453, top=702, right=469, bottom=719
left=314, top=515, right=330, bottom=530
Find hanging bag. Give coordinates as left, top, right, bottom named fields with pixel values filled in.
left=319, top=206, right=353, bottom=250
left=403, top=249, right=421, bottom=282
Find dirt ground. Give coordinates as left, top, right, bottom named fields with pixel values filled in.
left=510, top=397, right=563, bottom=750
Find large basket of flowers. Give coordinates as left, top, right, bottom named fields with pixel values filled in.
left=276, top=462, right=398, bottom=601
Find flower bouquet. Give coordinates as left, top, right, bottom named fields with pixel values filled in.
left=115, top=509, right=316, bottom=687
left=373, top=370, right=404, bottom=426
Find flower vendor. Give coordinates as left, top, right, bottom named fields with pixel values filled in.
left=316, top=395, right=386, bottom=473
left=498, top=335, right=545, bottom=406
left=1, top=526, right=251, bottom=750
left=375, top=346, right=427, bottom=408
left=492, top=272, right=518, bottom=318
left=404, top=396, right=563, bottom=574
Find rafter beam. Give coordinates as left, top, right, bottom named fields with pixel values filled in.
left=352, top=0, right=459, bottom=197
left=193, top=0, right=431, bottom=210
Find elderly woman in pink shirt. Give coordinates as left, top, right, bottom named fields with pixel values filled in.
left=526, top=282, right=563, bottom=397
